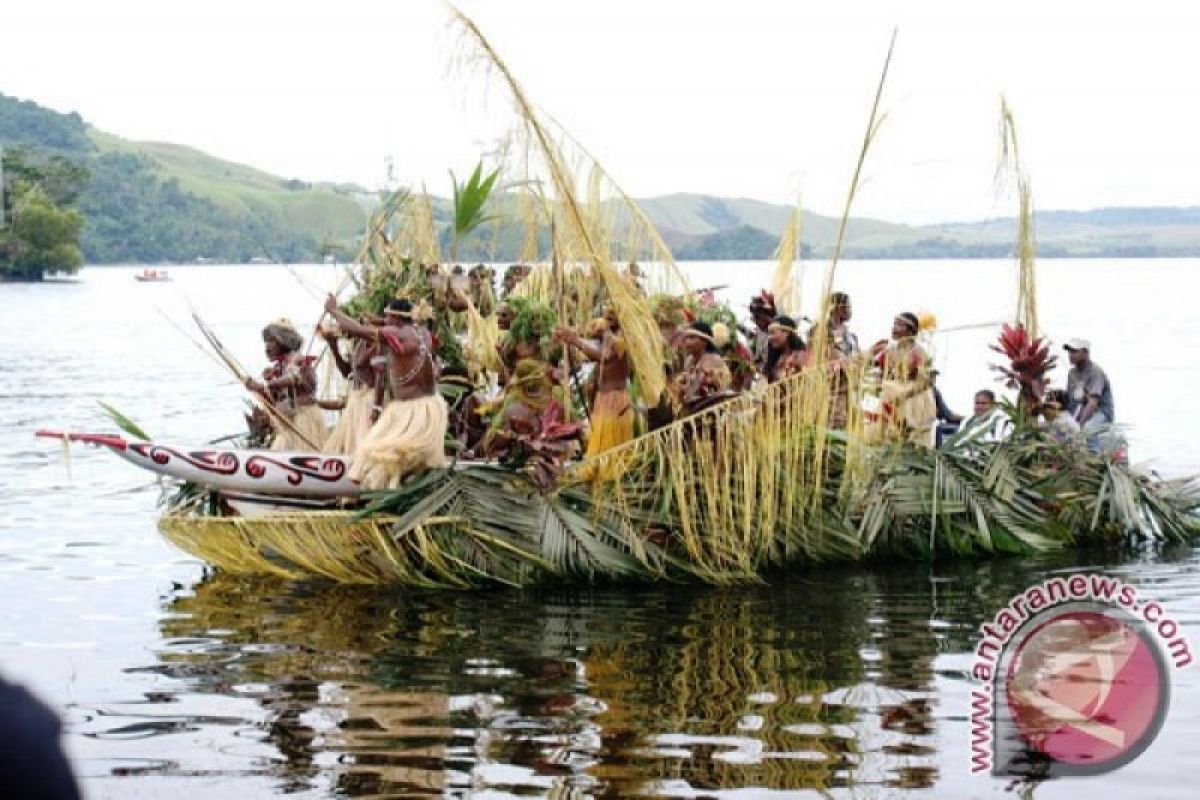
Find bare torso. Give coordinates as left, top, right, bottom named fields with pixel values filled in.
left=380, top=323, right=438, bottom=401
left=594, top=333, right=630, bottom=393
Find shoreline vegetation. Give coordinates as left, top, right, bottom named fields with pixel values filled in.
left=4, top=93, right=1200, bottom=274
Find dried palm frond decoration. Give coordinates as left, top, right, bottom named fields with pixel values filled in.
left=444, top=3, right=675, bottom=406
left=770, top=199, right=804, bottom=315
left=997, top=96, right=1038, bottom=338
left=160, top=379, right=1200, bottom=588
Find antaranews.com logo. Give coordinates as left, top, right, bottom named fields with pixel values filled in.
left=969, top=573, right=1191, bottom=777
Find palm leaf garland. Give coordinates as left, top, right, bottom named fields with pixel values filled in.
left=161, top=401, right=1186, bottom=588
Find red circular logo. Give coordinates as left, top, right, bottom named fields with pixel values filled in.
left=1004, top=608, right=1169, bottom=772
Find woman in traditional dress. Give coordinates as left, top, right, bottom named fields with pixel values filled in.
left=868, top=311, right=937, bottom=447
left=478, top=359, right=566, bottom=459
left=557, top=308, right=633, bottom=457
left=763, top=315, right=807, bottom=383
left=673, top=321, right=733, bottom=416
left=244, top=319, right=328, bottom=452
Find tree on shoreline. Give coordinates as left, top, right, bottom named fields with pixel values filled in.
left=1, top=147, right=86, bottom=280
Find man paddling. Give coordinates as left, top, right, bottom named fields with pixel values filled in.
left=324, top=294, right=448, bottom=489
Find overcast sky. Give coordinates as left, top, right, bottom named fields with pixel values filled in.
left=3, top=0, right=1198, bottom=223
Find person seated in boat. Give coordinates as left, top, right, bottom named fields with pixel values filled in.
left=320, top=317, right=380, bottom=455
left=243, top=319, right=328, bottom=452
left=1039, top=388, right=1081, bottom=444
left=498, top=298, right=557, bottom=388
left=809, top=291, right=860, bottom=358
left=738, top=292, right=777, bottom=372
left=763, top=315, right=807, bottom=383
left=477, top=359, right=569, bottom=459
left=1063, top=337, right=1115, bottom=452
left=867, top=312, right=937, bottom=447
left=957, top=389, right=1012, bottom=444
left=931, top=370, right=964, bottom=447
left=673, top=321, right=734, bottom=416
left=323, top=294, right=448, bottom=489
left=556, top=308, right=634, bottom=457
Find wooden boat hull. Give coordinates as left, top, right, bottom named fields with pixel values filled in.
left=36, top=431, right=360, bottom=498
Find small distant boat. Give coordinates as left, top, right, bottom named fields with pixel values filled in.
left=135, top=268, right=171, bottom=282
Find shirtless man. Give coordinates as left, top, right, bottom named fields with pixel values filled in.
left=324, top=295, right=448, bottom=488
left=556, top=307, right=633, bottom=457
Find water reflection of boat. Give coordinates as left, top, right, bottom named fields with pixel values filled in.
left=151, top=570, right=955, bottom=794
left=134, top=267, right=171, bottom=282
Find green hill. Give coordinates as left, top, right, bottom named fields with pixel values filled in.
left=6, top=91, right=1200, bottom=263
left=1, top=92, right=370, bottom=263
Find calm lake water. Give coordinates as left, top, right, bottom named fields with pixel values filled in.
left=2, top=260, right=1198, bottom=798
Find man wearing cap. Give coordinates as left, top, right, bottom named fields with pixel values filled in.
left=1063, top=338, right=1114, bottom=448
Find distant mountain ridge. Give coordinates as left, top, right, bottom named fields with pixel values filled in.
left=4, top=92, right=1200, bottom=263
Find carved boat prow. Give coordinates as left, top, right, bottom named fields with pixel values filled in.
left=35, top=430, right=360, bottom=498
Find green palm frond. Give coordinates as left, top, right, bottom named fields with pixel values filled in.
left=98, top=401, right=150, bottom=441
left=449, top=160, right=501, bottom=258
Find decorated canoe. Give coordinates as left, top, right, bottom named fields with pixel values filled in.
left=34, top=374, right=1200, bottom=589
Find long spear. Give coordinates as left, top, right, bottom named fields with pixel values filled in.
left=550, top=217, right=590, bottom=424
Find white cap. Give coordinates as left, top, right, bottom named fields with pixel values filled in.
left=1063, top=337, right=1091, bottom=351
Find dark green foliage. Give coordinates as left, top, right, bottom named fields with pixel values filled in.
left=1, top=93, right=355, bottom=264
left=1, top=146, right=86, bottom=278
left=0, top=93, right=94, bottom=157
left=79, top=151, right=319, bottom=263
left=674, top=225, right=793, bottom=260
left=506, top=296, right=556, bottom=345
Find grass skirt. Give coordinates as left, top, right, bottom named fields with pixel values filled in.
left=270, top=404, right=328, bottom=452
left=585, top=389, right=634, bottom=456
left=350, top=395, right=449, bottom=490
left=578, top=389, right=634, bottom=482
left=866, top=381, right=936, bottom=447
left=324, top=387, right=374, bottom=455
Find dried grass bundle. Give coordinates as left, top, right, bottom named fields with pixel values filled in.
left=997, top=96, right=1039, bottom=338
